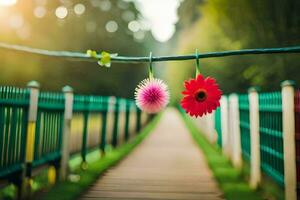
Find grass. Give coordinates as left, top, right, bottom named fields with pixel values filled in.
left=179, top=109, right=284, bottom=200
left=34, top=113, right=161, bottom=200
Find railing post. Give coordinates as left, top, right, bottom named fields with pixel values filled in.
left=112, top=98, right=120, bottom=147
left=81, top=96, right=91, bottom=170
left=100, top=97, right=108, bottom=154
left=60, top=86, right=73, bottom=181
left=220, top=96, right=230, bottom=156
left=281, top=80, right=297, bottom=200
left=248, top=87, right=261, bottom=188
left=229, top=93, right=242, bottom=168
left=124, top=99, right=131, bottom=142
left=81, top=111, right=89, bottom=169
left=136, top=107, right=142, bottom=133
left=24, top=80, right=40, bottom=196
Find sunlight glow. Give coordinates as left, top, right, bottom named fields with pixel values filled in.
left=0, top=0, right=17, bottom=6
left=134, top=0, right=182, bottom=43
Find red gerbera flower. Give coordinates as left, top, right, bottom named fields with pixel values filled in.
left=181, top=74, right=222, bottom=117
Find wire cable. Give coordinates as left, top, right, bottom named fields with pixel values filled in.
left=0, top=42, right=300, bottom=64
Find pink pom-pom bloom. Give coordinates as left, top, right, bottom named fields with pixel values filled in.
left=135, top=78, right=170, bottom=113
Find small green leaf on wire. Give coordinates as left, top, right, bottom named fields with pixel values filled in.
left=86, top=49, right=117, bottom=68
left=98, top=51, right=118, bottom=68
left=86, top=49, right=98, bottom=58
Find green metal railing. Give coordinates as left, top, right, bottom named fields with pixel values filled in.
left=0, top=87, right=29, bottom=178
left=33, top=92, right=64, bottom=167
left=71, top=95, right=141, bottom=163
left=238, top=94, right=251, bottom=160
left=136, top=107, right=142, bottom=133
left=259, top=92, right=284, bottom=186
left=112, top=98, right=120, bottom=147
left=72, top=95, right=93, bottom=163
left=214, top=88, right=292, bottom=189
left=0, top=84, right=146, bottom=184
left=214, top=107, right=222, bottom=147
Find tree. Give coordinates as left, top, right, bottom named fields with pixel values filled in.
left=166, top=0, right=300, bottom=103
left=0, top=0, right=157, bottom=98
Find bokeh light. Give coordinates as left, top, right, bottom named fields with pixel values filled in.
left=55, top=6, right=68, bottom=19
left=128, top=20, right=140, bottom=32
left=99, top=0, right=111, bottom=11
left=9, top=14, right=23, bottom=29
left=34, top=6, right=46, bottom=18
left=74, top=3, right=85, bottom=15
left=105, top=20, right=118, bottom=33
left=0, top=0, right=17, bottom=6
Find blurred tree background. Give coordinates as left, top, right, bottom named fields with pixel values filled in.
left=0, top=0, right=159, bottom=97
left=166, top=0, right=300, bottom=104
left=1, top=0, right=300, bottom=102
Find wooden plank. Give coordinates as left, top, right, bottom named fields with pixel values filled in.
left=87, top=186, right=221, bottom=194
left=79, top=109, right=224, bottom=200
left=82, top=191, right=222, bottom=200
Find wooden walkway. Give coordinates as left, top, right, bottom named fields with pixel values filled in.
left=79, top=108, right=223, bottom=200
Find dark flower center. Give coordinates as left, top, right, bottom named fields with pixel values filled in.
left=195, top=89, right=207, bottom=102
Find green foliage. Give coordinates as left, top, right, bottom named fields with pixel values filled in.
left=167, top=0, right=300, bottom=103
left=0, top=185, right=17, bottom=200
left=98, top=51, right=114, bottom=67
left=0, top=0, right=157, bottom=97
left=86, top=50, right=97, bottom=59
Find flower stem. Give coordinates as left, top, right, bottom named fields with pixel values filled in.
left=148, top=67, right=154, bottom=79
left=149, top=52, right=154, bottom=79
left=195, top=49, right=201, bottom=77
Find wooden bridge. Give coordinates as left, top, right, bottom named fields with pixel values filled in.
left=80, top=109, right=223, bottom=200
left=0, top=82, right=299, bottom=200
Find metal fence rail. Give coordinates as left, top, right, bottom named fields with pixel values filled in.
left=202, top=81, right=298, bottom=199
left=0, top=83, right=148, bottom=195
left=214, top=107, right=222, bottom=147
left=0, top=87, right=29, bottom=178
left=259, top=92, right=284, bottom=186
left=33, top=92, right=64, bottom=167
left=238, top=94, right=251, bottom=160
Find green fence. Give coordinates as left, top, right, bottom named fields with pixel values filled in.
left=259, top=92, right=284, bottom=186
left=33, top=92, right=64, bottom=168
left=214, top=107, right=222, bottom=147
left=0, top=87, right=29, bottom=179
left=238, top=94, right=251, bottom=160
left=72, top=95, right=99, bottom=163
left=0, top=83, right=147, bottom=189
left=69, top=95, right=140, bottom=163
left=215, top=88, right=289, bottom=189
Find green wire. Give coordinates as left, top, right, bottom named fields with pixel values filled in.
left=0, top=42, right=300, bottom=64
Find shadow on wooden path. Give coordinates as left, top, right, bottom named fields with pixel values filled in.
left=79, top=108, right=223, bottom=200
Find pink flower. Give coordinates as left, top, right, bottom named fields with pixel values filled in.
left=135, top=78, right=170, bottom=113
